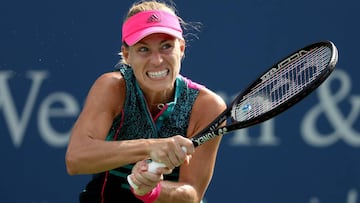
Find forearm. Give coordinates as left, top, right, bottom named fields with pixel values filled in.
left=155, top=180, right=200, bottom=203
left=66, top=138, right=150, bottom=175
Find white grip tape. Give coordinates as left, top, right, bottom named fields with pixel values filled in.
left=148, top=146, right=187, bottom=173
left=148, top=161, right=167, bottom=173
left=127, top=146, right=188, bottom=188
left=127, top=175, right=138, bottom=190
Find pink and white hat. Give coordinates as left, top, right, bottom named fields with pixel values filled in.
left=122, top=10, right=183, bottom=46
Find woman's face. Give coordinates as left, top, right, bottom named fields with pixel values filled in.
left=123, top=33, right=185, bottom=93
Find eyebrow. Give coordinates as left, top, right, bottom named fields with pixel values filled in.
left=137, top=36, right=176, bottom=46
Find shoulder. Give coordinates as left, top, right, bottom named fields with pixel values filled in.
left=90, top=71, right=126, bottom=95
left=196, top=87, right=226, bottom=114
left=94, top=71, right=124, bottom=85
left=187, top=87, right=227, bottom=137
left=86, top=71, right=126, bottom=117
left=177, top=75, right=225, bottom=111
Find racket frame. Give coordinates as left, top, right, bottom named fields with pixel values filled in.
left=190, top=40, right=338, bottom=147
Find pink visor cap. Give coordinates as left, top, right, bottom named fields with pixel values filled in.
left=122, top=10, right=183, bottom=46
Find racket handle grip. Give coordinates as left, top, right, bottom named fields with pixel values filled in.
left=148, top=161, right=166, bottom=173
left=127, top=162, right=167, bottom=190
left=127, top=147, right=188, bottom=189
left=148, top=146, right=187, bottom=173
left=127, top=174, right=138, bottom=190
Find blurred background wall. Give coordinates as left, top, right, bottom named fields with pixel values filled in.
left=1, top=0, right=359, bottom=202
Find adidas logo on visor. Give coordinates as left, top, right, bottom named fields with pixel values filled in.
left=147, top=14, right=161, bottom=23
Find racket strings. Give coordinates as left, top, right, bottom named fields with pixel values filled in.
left=232, top=46, right=332, bottom=122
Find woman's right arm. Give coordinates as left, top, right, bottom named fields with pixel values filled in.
left=65, top=72, right=194, bottom=175
left=65, top=72, right=151, bottom=175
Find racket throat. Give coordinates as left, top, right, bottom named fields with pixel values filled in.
left=192, top=127, right=228, bottom=147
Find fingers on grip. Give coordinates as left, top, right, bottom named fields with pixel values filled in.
left=148, top=161, right=166, bottom=173
left=127, top=175, right=138, bottom=190
left=148, top=147, right=187, bottom=173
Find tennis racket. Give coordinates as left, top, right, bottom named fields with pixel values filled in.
left=128, top=40, right=338, bottom=189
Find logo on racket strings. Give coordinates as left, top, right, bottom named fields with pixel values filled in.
left=261, top=49, right=308, bottom=81
left=242, top=104, right=252, bottom=111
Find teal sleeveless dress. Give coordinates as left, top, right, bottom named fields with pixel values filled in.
left=80, top=64, right=203, bottom=203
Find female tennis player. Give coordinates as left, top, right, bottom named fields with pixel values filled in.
left=65, top=0, right=226, bottom=202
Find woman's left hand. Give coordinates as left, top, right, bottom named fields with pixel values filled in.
left=128, top=159, right=171, bottom=195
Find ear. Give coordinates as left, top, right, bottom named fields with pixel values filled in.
left=121, top=45, right=129, bottom=62
left=179, top=39, right=186, bottom=58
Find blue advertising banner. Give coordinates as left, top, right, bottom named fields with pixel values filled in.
left=1, top=0, right=359, bottom=202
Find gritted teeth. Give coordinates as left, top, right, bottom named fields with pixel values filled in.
left=147, top=69, right=168, bottom=78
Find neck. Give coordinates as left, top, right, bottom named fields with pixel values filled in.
left=146, top=89, right=174, bottom=106
left=146, top=90, right=174, bottom=116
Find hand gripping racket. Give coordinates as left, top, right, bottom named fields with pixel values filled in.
left=128, top=40, right=338, bottom=189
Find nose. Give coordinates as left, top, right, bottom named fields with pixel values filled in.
left=150, top=51, right=163, bottom=66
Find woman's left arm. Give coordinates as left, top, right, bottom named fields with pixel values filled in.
left=157, top=88, right=227, bottom=203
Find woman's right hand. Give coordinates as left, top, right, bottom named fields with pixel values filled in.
left=148, top=135, right=195, bottom=170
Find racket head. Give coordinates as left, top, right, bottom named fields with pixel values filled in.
left=229, top=40, right=338, bottom=129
